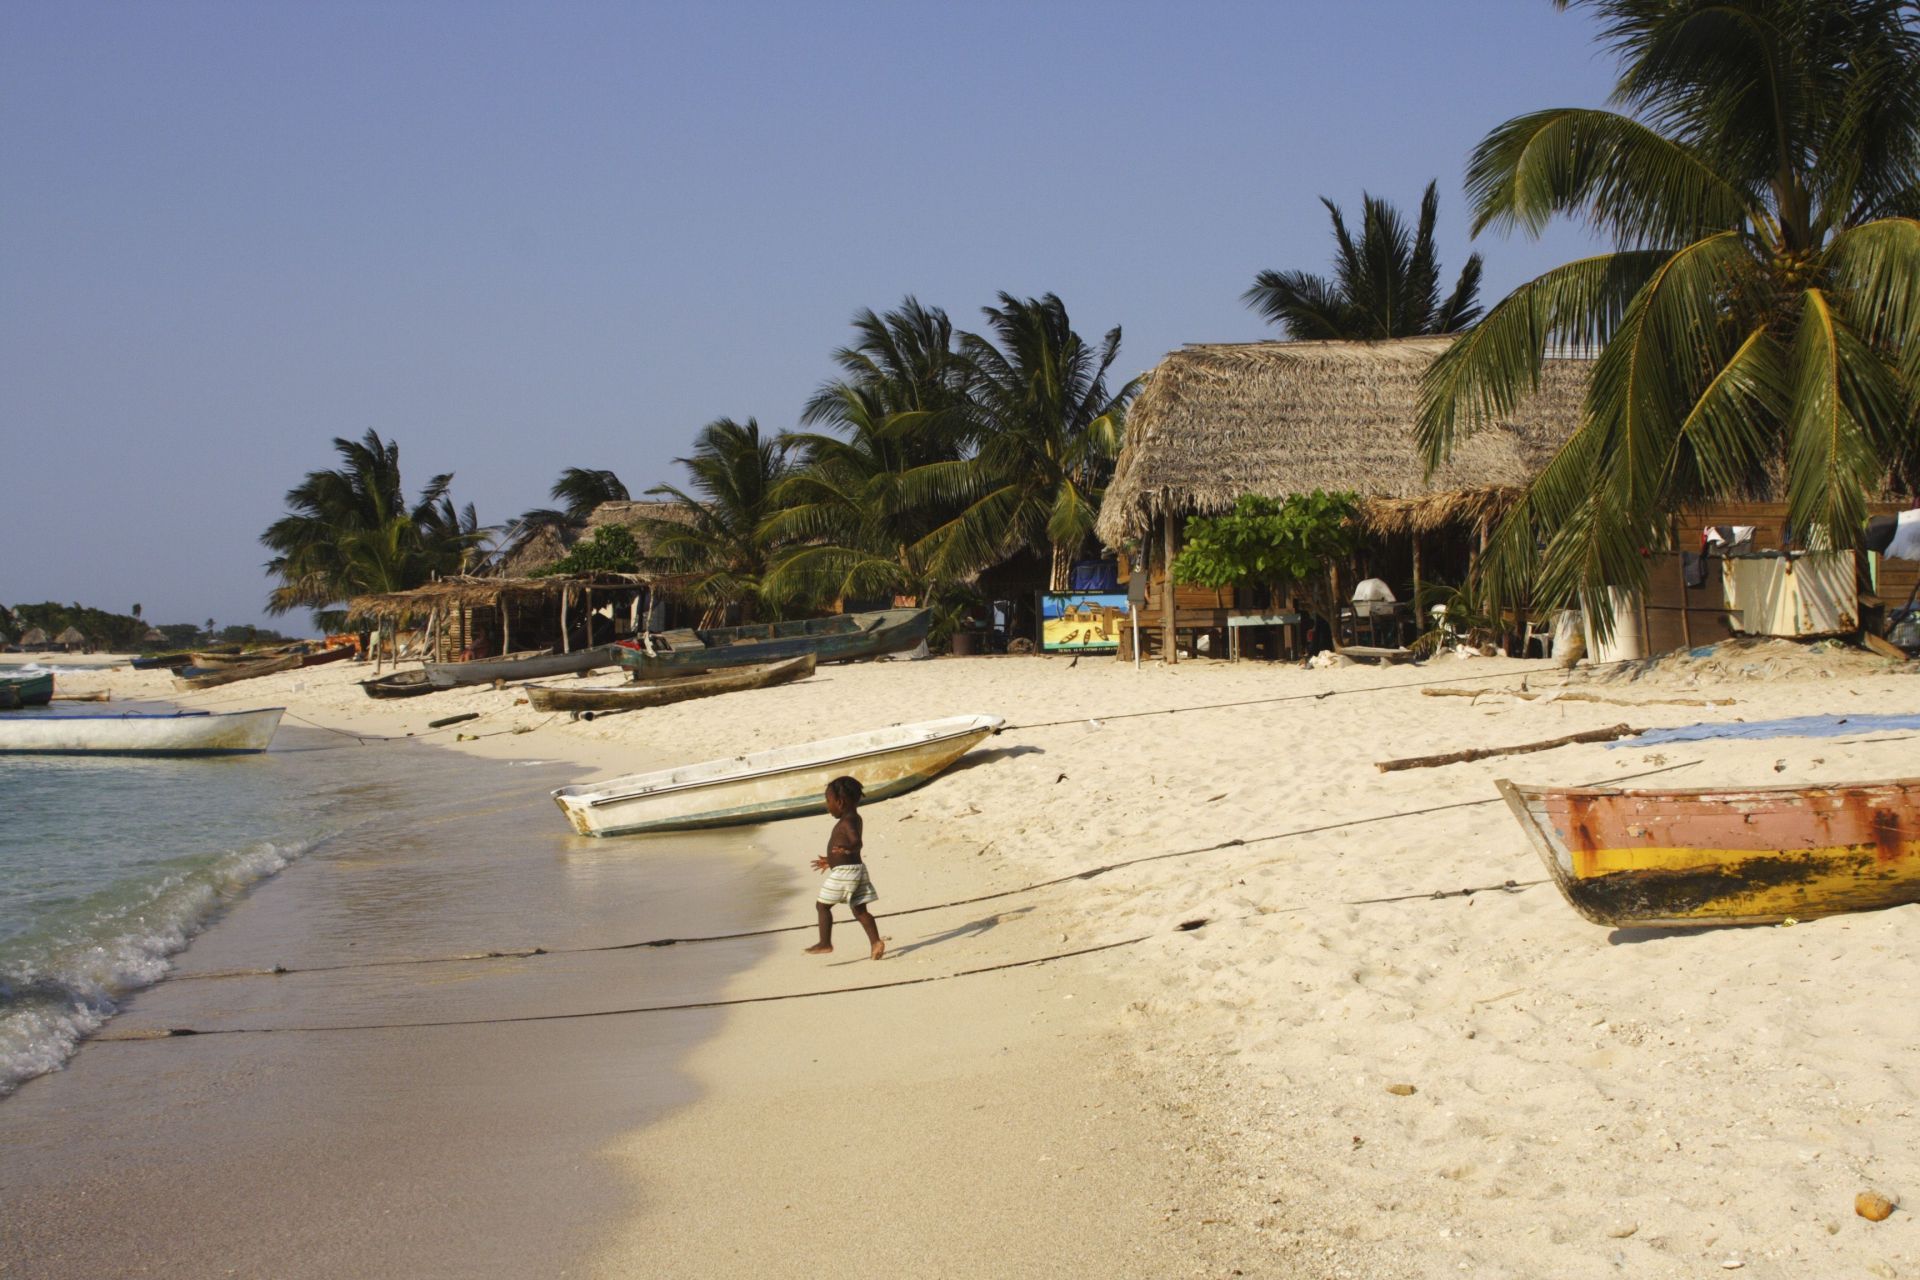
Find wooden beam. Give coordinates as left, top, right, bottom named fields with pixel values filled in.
left=1375, top=723, right=1642, bottom=773
left=1161, top=511, right=1177, bottom=665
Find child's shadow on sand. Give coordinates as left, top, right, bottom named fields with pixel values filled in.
left=828, top=907, right=1033, bottom=965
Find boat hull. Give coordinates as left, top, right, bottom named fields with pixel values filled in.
left=1498, top=776, right=1920, bottom=927
left=424, top=645, right=619, bottom=689
left=360, top=670, right=437, bottom=699
left=527, top=655, right=816, bottom=713
left=552, top=713, right=1001, bottom=837
left=0, top=673, right=54, bottom=707
left=614, top=608, right=929, bottom=679
left=0, top=708, right=285, bottom=755
left=173, top=654, right=302, bottom=690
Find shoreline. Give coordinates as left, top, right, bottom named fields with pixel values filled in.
left=5, top=646, right=1920, bottom=1276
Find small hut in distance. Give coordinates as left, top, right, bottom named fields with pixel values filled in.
left=55, top=626, right=88, bottom=653
left=1094, top=337, right=1589, bottom=661
left=19, top=627, right=49, bottom=652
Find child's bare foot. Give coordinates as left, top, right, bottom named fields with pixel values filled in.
left=804, top=943, right=832, bottom=955
left=869, top=939, right=886, bottom=961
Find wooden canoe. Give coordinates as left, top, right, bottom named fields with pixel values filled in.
left=614, top=607, right=929, bottom=680
left=0, top=707, right=283, bottom=755
left=527, top=655, right=817, bottom=713
left=359, top=669, right=437, bottom=699
left=423, top=645, right=621, bottom=689
left=129, top=652, right=194, bottom=671
left=1498, top=776, right=1920, bottom=928
left=551, top=713, right=1003, bottom=837
left=0, top=672, right=54, bottom=707
left=297, top=647, right=353, bottom=668
left=172, top=653, right=302, bottom=690
left=190, top=647, right=293, bottom=668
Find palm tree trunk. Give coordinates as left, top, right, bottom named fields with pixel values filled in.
left=1049, top=542, right=1072, bottom=592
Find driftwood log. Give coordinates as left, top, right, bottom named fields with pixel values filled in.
left=1375, top=724, right=1642, bottom=772
left=51, top=691, right=110, bottom=702
left=1420, top=688, right=1732, bottom=707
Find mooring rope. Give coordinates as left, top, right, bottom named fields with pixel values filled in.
left=97, top=935, right=1154, bottom=1039
left=165, top=759, right=1698, bottom=984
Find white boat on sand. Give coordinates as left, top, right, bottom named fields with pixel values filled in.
left=0, top=708, right=285, bottom=755
left=552, top=714, right=1004, bottom=837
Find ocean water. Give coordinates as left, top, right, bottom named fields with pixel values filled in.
left=0, top=713, right=488, bottom=1096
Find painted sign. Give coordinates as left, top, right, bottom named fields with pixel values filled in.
left=1039, top=591, right=1128, bottom=652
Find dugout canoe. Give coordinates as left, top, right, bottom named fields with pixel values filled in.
left=527, top=654, right=817, bottom=714
left=0, top=672, right=55, bottom=708
left=423, top=644, right=621, bottom=689
left=0, top=707, right=284, bottom=755
left=172, top=653, right=302, bottom=690
left=1497, top=776, right=1920, bottom=928
left=551, top=712, right=1003, bottom=837
left=359, top=669, right=437, bottom=699
left=129, top=653, right=194, bottom=671
left=613, top=607, right=929, bottom=680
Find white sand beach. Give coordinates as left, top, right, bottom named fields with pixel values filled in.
left=6, top=645, right=1919, bottom=1278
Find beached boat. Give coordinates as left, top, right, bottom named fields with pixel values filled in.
left=1497, top=776, right=1920, bottom=928
left=129, top=653, right=194, bottom=671
left=613, top=607, right=930, bottom=680
left=0, top=672, right=55, bottom=708
left=359, top=669, right=437, bottom=699
left=190, top=648, right=286, bottom=668
left=297, top=646, right=352, bottom=669
left=552, top=712, right=1004, bottom=837
left=423, top=644, right=620, bottom=689
left=172, top=653, right=303, bottom=690
left=528, top=655, right=816, bottom=714
left=0, top=707, right=284, bottom=755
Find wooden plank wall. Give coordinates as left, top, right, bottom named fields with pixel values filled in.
left=1643, top=501, right=1917, bottom=653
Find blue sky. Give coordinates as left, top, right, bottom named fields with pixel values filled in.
left=0, top=1, right=1617, bottom=633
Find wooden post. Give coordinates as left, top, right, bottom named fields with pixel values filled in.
left=1160, top=511, right=1177, bottom=665
left=500, top=603, right=510, bottom=657
left=1673, top=518, right=1692, bottom=649
left=560, top=586, right=571, bottom=654
left=1411, top=531, right=1423, bottom=623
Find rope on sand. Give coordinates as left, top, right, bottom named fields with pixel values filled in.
left=165, top=759, right=1699, bottom=984
left=95, top=935, right=1155, bottom=1039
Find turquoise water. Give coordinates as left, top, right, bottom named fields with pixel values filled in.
left=0, top=714, right=475, bottom=1095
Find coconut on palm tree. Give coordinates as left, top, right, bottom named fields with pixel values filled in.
left=636, top=418, right=798, bottom=623
left=260, top=429, right=492, bottom=618
left=1246, top=181, right=1484, bottom=340
left=910, top=293, right=1140, bottom=590
left=1418, top=0, right=1920, bottom=632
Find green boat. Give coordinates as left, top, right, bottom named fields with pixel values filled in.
left=613, top=608, right=930, bottom=680
left=0, top=672, right=54, bottom=709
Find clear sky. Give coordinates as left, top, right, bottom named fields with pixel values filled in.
left=0, top=0, right=1617, bottom=634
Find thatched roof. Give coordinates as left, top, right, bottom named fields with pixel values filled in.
left=347, top=572, right=654, bottom=623
left=56, top=626, right=87, bottom=645
left=497, top=523, right=574, bottom=577
left=20, top=627, right=47, bottom=646
left=142, top=627, right=168, bottom=644
left=584, top=499, right=699, bottom=551
left=1095, top=338, right=1590, bottom=545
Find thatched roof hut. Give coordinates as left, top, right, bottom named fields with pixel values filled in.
left=20, top=627, right=48, bottom=648
left=584, top=500, right=699, bottom=553
left=496, top=523, right=573, bottom=577
left=55, top=626, right=87, bottom=649
left=142, top=627, right=168, bottom=645
left=1095, top=338, right=1589, bottom=546
left=346, top=572, right=654, bottom=624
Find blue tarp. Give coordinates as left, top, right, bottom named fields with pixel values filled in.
left=1614, top=712, right=1920, bottom=747
left=1068, top=560, right=1120, bottom=592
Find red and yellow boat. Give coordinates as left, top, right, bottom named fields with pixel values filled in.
left=1497, top=776, right=1920, bottom=928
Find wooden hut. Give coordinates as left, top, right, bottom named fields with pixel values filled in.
left=1094, top=338, right=1589, bottom=661
left=55, top=626, right=88, bottom=652
left=19, top=627, right=49, bottom=651
left=347, top=572, right=662, bottom=665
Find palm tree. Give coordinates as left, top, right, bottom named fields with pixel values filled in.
left=504, top=467, right=631, bottom=552
left=1418, top=0, right=1920, bottom=633
left=764, top=299, right=974, bottom=606
left=637, top=418, right=797, bottom=623
left=1245, top=181, right=1484, bottom=339
left=909, top=293, right=1140, bottom=589
left=260, top=429, right=492, bottom=616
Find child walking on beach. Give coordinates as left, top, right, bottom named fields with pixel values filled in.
left=807, top=775, right=884, bottom=960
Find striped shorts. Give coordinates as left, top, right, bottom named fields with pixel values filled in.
left=817, top=863, right=878, bottom=907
